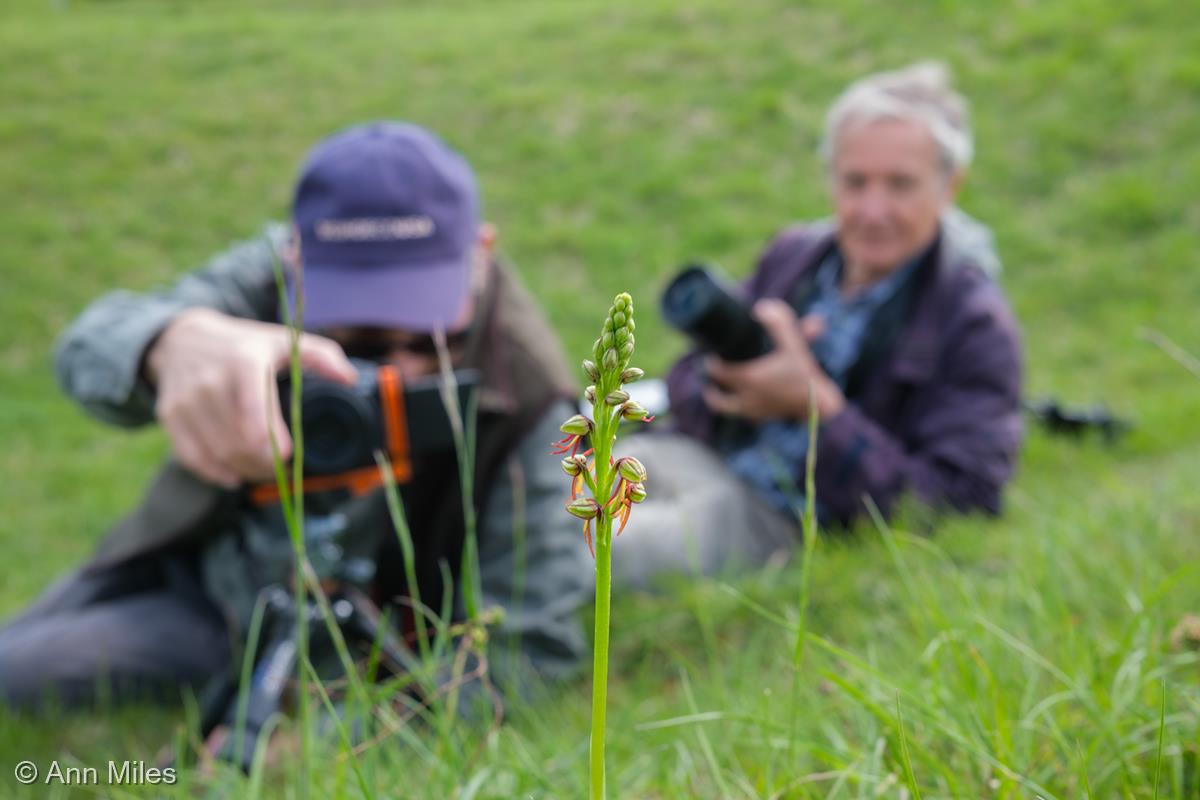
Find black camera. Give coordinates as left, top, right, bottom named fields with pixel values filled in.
left=661, top=264, right=772, bottom=362
left=279, top=359, right=479, bottom=476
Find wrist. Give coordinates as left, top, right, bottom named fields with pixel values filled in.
left=143, top=307, right=205, bottom=387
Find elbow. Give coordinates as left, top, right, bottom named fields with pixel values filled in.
left=52, top=326, right=89, bottom=403
left=52, top=330, right=150, bottom=429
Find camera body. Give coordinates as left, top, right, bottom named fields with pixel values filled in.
left=660, top=264, right=772, bottom=362
left=279, top=359, right=479, bottom=476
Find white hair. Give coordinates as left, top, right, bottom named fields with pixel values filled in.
left=820, top=61, right=973, bottom=175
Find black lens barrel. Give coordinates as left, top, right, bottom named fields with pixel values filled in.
left=278, top=361, right=380, bottom=476
left=660, top=264, right=771, bottom=362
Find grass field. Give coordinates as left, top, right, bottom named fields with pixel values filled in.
left=2, top=0, right=1199, bottom=796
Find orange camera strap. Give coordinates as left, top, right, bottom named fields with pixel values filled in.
left=248, top=366, right=413, bottom=506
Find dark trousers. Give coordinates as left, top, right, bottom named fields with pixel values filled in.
left=0, top=553, right=232, bottom=712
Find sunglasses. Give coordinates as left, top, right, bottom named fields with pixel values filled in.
left=325, top=327, right=474, bottom=362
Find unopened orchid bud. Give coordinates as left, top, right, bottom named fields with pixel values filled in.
left=614, top=293, right=631, bottom=312
left=620, top=367, right=644, bottom=384
left=602, top=332, right=615, bottom=350
left=566, top=497, right=601, bottom=520
left=560, top=414, right=593, bottom=436
left=615, top=456, right=647, bottom=484
left=613, top=311, right=627, bottom=328
left=561, top=455, right=588, bottom=476
left=582, top=359, right=600, bottom=382
left=628, top=482, right=647, bottom=504
left=618, top=400, right=650, bottom=421
left=605, top=389, right=630, bottom=406
left=584, top=385, right=597, bottom=404
left=603, top=348, right=618, bottom=371
left=620, top=341, right=634, bottom=360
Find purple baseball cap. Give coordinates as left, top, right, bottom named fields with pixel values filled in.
left=290, top=121, right=480, bottom=331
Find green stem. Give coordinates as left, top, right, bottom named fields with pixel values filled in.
left=788, top=399, right=819, bottom=766
left=589, top=406, right=616, bottom=800
left=590, top=522, right=612, bottom=800
left=272, top=247, right=312, bottom=791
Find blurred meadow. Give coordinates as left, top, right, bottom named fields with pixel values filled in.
left=1, top=0, right=1199, bottom=796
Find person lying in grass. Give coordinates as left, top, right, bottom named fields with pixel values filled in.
left=615, top=63, right=1024, bottom=589
left=0, top=122, right=591, bottom=722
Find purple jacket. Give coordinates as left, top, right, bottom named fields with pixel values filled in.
left=667, top=222, right=1024, bottom=526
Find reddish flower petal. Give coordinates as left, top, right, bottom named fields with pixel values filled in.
left=617, top=502, right=632, bottom=535
left=550, top=434, right=584, bottom=456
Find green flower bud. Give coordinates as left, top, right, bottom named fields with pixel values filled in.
left=566, top=497, right=601, bottom=520
left=616, top=328, right=630, bottom=346
left=628, top=482, right=647, bottom=504
left=602, top=331, right=615, bottom=350
left=605, top=389, right=630, bottom=406
left=614, top=293, right=631, bottom=312
left=620, top=367, right=644, bottom=384
left=618, top=400, right=650, bottom=421
left=619, top=341, right=634, bottom=360
left=613, top=311, right=626, bottom=328
left=469, top=625, right=489, bottom=647
left=561, top=455, right=587, bottom=476
left=559, top=414, right=593, bottom=436
left=628, top=318, right=636, bottom=333
left=603, top=348, right=618, bottom=372
left=615, top=456, right=647, bottom=484
left=582, top=360, right=600, bottom=382
left=584, top=385, right=597, bottom=404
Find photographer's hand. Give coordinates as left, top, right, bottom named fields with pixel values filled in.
left=145, top=307, right=357, bottom=487
left=703, top=299, right=845, bottom=422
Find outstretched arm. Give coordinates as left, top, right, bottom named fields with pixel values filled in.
left=54, top=224, right=356, bottom=486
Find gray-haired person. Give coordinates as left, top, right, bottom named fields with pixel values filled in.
left=0, top=122, right=592, bottom=716
left=615, top=63, right=1023, bottom=588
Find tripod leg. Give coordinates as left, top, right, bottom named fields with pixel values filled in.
left=201, top=587, right=299, bottom=773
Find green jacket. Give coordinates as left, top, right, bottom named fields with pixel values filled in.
left=54, top=224, right=592, bottom=696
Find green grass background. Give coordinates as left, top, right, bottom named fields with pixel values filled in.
left=1, top=0, right=1199, bottom=796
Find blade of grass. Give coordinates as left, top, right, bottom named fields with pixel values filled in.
left=232, top=591, right=270, bottom=776
left=375, top=449, right=432, bottom=663
left=270, top=246, right=313, bottom=793
left=895, top=694, right=922, bottom=800
left=300, top=657, right=373, bottom=800
left=434, top=332, right=483, bottom=620
left=680, top=667, right=733, bottom=799
left=1154, top=679, right=1166, bottom=800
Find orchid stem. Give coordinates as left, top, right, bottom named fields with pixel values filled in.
left=590, top=409, right=614, bottom=800
left=590, top=519, right=612, bottom=800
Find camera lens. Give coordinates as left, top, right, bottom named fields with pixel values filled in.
left=661, top=266, right=720, bottom=327
left=299, top=385, right=377, bottom=475
left=661, top=264, right=771, bottom=362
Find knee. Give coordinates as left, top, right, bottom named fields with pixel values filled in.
left=0, top=632, right=63, bottom=712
